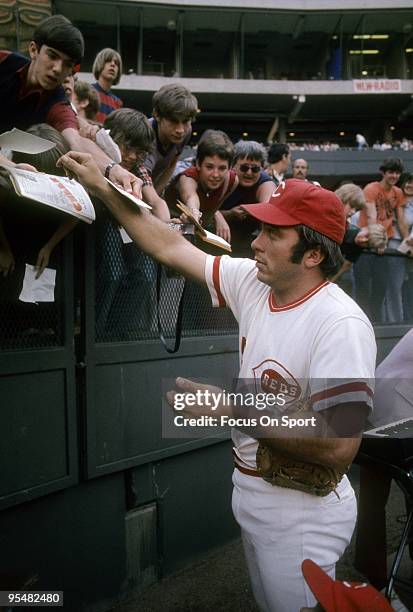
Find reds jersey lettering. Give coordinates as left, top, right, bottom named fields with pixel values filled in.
left=253, top=359, right=302, bottom=407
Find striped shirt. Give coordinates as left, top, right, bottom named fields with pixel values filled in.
left=92, top=82, right=123, bottom=124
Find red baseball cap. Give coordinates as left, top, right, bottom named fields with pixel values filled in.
left=301, top=559, right=393, bottom=611
left=241, top=179, right=346, bottom=244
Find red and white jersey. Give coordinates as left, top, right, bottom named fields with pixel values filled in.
left=205, top=255, right=376, bottom=469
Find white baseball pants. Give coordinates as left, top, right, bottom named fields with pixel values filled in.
left=232, top=469, right=357, bottom=612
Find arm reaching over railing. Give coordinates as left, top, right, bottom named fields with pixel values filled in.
left=58, top=151, right=207, bottom=283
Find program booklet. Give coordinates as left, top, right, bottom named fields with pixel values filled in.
left=2, top=165, right=96, bottom=223
left=176, top=200, right=231, bottom=252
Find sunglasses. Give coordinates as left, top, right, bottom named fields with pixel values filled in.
left=239, top=164, right=261, bottom=174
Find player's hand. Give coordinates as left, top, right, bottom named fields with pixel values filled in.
left=57, top=151, right=107, bottom=192
left=0, top=246, right=14, bottom=277
left=166, top=377, right=231, bottom=419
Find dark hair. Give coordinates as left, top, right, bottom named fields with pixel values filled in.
left=92, top=48, right=123, bottom=85
left=400, top=172, right=413, bottom=190
left=32, top=15, right=84, bottom=65
left=152, top=84, right=198, bottom=122
left=13, top=124, right=69, bottom=175
left=104, top=108, right=154, bottom=155
left=74, top=80, right=99, bottom=120
left=290, top=225, right=344, bottom=278
left=196, top=130, right=234, bottom=165
left=268, top=143, right=290, bottom=164
left=233, top=140, right=266, bottom=165
left=379, top=157, right=404, bottom=174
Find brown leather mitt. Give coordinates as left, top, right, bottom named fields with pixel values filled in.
left=256, top=441, right=344, bottom=497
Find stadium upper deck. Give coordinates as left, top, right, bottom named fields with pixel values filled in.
left=8, top=0, right=413, bottom=143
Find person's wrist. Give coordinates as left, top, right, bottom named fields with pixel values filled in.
left=105, top=161, right=119, bottom=179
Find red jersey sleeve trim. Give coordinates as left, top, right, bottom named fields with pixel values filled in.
left=310, top=381, right=374, bottom=404
left=212, top=256, right=226, bottom=307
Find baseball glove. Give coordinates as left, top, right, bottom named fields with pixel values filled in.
left=256, top=441, right=344, bottom=497
left=367, top=223, right=387, bottom=250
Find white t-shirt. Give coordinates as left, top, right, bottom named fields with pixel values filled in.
left=205, top=255, right=376, bottom=469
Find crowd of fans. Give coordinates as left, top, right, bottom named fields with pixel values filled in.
left=0, top=13, right=413, bottom=348
left=288, top=137, right=413, bottom=152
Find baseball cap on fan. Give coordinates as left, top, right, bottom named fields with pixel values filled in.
left=301, top=559, right=393, bottom=612
left=241, top=179, right=346, bottom=244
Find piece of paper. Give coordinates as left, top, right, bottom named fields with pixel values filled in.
left=119, top=226, right=133, bottom=244
left=202, top=229, right=232, bottom=252
left=105, top=178, right=152, bottom=209
left=0, top=128, right=56, bottom=154
left=398, top=240, right=413, bottom=255
left=19, top=264, right=56, bottom=303
left=397, top=229, right=413, bottom=255
left=96, top=129, right=122, bottom=163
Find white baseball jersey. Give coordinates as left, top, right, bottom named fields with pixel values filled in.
left=205, top=255, right=376, bottom=469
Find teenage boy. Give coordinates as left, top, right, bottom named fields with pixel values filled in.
left=91, top=48, right=123, bottom=124
left=0, top=15, right=139, bottom=194
left=104, top=109, right=169, bottom=221
left=165, top=130, right=238, bottom=242
left=145, top=83, right=198, bottom=195
left=354, top=157, right=408, bottom=322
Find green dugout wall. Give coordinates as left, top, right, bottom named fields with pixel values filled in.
left=0, top=216, right=410, bottom=611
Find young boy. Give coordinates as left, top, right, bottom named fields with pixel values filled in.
left=104, top=109, right=169, bottom=221
left=73, top=80, right=100, bottom=122
left=91, top=48, right=123, bottom=124
left=166, top=130, right=238, bottom=242
left=144, top=84, right=198, bottom=195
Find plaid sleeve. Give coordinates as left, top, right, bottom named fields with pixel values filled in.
left=135, top=164, right=153, bottom=187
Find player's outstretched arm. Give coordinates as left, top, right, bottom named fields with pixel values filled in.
left=57, top=151, right=207, bottom=283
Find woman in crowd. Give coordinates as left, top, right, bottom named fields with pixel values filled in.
left=220, top=140, right=275, bottom=256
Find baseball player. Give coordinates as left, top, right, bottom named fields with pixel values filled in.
left=57, top=152, right=376, bottom=612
